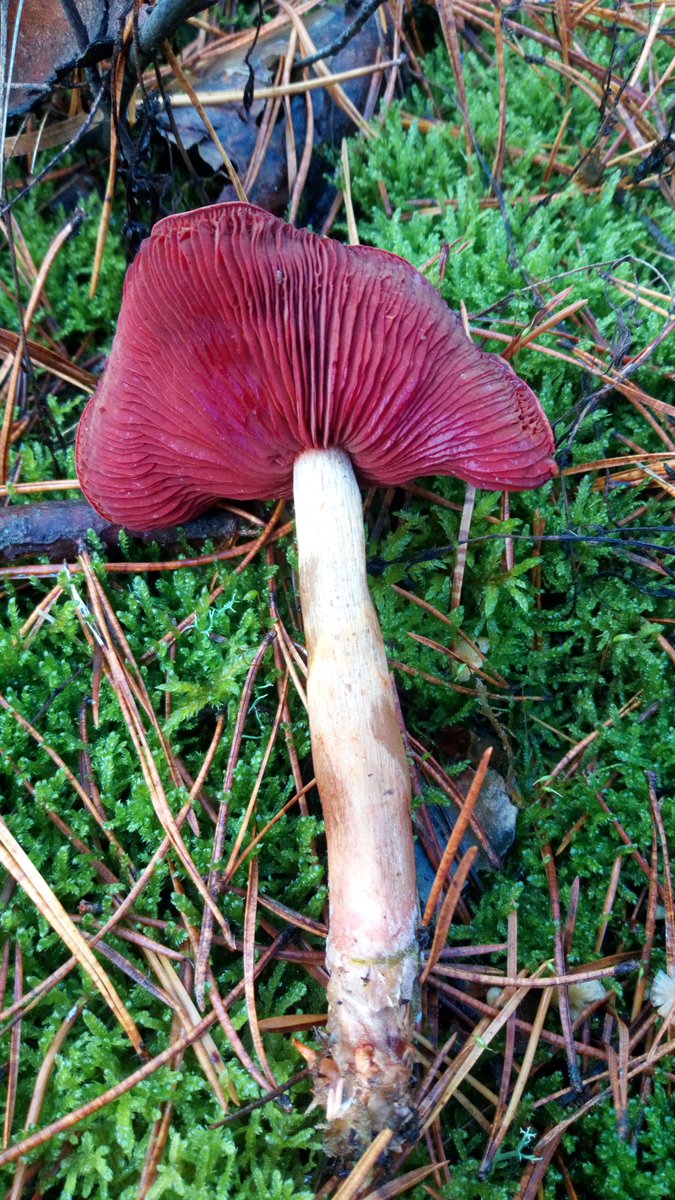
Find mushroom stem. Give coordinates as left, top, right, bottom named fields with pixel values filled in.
left=293, top=448, right=419, bottom=1155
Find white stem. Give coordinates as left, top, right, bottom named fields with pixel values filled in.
left=294, top=448, right=418, bottom=1155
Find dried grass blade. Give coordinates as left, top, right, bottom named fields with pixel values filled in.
left=0, top=816, right=143, bottom=1053
left=243, top=856, right=277, bottom=1089
left=351, top=1160, right=449, bottom=1199
left=632, top=831, right=658, bottom=1020
left=648, top=773, right=675, bottom=973
left=223, top=673, right=290, bottom=881
left=411, top=736, right=500, bottom=866
left=595, top=854, right=622, bottom=953
left=208, top=981, right=273, bottom=1092
left=341, top=138, right=359, bottom=245
left=616, top=1016, right=630, bottom=1137
left=480, top=905, right=518, bottom=1175
left=544, top=106, right=573, bottom=181
left=628, top=2, right=666, bottom=87
left=258, top=1012, right=327, bottom=1033
left=288, top=69, right=315, bottom=224
left=543, top=844, right=583, bottom=1093
left=437, top=0, right=472, bottom=163
left=89, top=14, right=130, bottom=297
left=491, top=0, right=507, bottom=186
left=516, top=1130, right=563, bottom=1200
left=0, top=329, right=95, bottom=390
left=0, top=214, right=81, bottom=482
left=0, top=940, right=9, bottom=1010
left=274, top=0, right=373, bottom=137
left=505, top=297, right=589, bottom=358
left=93, top=940, right=174, bottom=1007
left=227, top=779, right=314, bottom=879
left=146, top=951, right=230, bottom=1110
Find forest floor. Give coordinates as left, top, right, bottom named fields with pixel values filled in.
left=0, top=2, right=674, bottom=1198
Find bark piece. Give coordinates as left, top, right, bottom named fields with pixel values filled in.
left=0, top=499, right=239, bottom=562
left=7, top=0, right=131, bottom=117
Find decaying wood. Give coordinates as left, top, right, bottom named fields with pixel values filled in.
left=0, top=500, right=240, bottom=562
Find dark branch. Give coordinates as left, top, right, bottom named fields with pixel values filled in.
left=136, top=0, right=210, bottom=61
left=295, top=0, right=388, bottom=68
left=0, top=501, right=240, bottom=563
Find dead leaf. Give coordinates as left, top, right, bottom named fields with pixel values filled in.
left=160, top=4, right=386, bottom=218
left=7, top=0, right=131, bottom=117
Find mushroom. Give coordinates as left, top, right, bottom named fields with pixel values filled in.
left=76, top=202, right=556, bottom=1155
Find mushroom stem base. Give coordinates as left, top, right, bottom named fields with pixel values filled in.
left=316, top=941, right=419, bottom=1159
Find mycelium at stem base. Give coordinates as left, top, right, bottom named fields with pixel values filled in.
left=293, top=448, right=419, bottom=1157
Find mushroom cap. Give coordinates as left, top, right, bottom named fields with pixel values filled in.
left=76, top=203, right=556, bottom=528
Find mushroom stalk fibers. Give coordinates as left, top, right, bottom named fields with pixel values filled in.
left=293, top=448, right=419, bottom=1154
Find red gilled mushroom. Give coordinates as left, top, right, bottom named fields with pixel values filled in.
left=76, top=202, right=556, bottom=1155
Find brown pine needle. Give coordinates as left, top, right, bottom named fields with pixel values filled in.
left=421, top=847, right=479, bottom=983
left=144, top=951, right=231, bottom=1110
left=361, top=1160, right=451, bottom=1199
left=421, top=967, right=549, bottom=1132
left=6, top=1003, right=82, bottom=1200
left=423, top=747, right=493, bottom=926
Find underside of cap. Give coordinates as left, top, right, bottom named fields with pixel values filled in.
left=76, top=202, right=556, bottom=528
